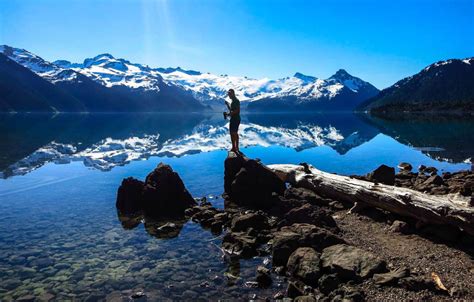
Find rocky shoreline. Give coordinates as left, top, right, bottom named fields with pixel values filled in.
left=116, top=154, right=474, bottom=301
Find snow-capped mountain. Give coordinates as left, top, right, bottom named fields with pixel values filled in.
left=60, top=53, right=379, bottom=108
left=0, top=44, right=379, bottom=111
left=50, top=48, right=378, bottom=108
left=0, top=45, right=205, bottom=112
left=0, top=45, right=80, bottom=83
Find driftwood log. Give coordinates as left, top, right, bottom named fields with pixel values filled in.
left=269, top=164, right=474, bottom=236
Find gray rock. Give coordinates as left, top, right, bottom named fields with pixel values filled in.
left=373, top=267, right=410, bottom=285
left=321, top=244, right=387, bottom=280
left=231, top=212, right=268, bottom=232
left=287, top=247, right=321, bottom=286
left=272, top=223, right=344, bottom=266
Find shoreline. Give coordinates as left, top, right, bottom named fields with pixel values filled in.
left=114, top=154, right=474, bottom=301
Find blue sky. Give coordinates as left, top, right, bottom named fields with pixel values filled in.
left=0, top=0, right=473, bottom=89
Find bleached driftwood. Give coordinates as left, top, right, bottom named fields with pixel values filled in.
left=269, top=164, right=474, bottom=236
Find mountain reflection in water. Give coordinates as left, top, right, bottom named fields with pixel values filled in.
left=0, top=112, right=472, bottom=178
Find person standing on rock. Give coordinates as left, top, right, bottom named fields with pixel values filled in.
left=226, top=89, right=241, bottom=154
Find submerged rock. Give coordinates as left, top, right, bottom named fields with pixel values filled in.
left=256, top=266, right=272, bottom=287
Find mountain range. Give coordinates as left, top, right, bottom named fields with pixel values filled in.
left=0, top=45, right=379, bottom=112
left=1, top=45, right=472, bottom=113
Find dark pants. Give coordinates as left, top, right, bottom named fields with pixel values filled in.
left=229, top=117, right=240, bottom=133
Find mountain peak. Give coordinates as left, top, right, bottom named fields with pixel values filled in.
left=331, top=69, right=352, bottom=78
left=83, top=53, right=116, bottom=68
left=293, top=72, right=317, bottom=82
left=93, top=53, right=115, bottom=60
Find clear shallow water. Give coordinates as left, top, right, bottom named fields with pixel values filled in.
left=0, top=112, right=472, bottom=300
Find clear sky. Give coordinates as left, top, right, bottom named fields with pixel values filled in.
left=0, top=0, right=473, bottom=89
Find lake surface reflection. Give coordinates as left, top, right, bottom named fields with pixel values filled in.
left=0, top=112, right=472, bottom=300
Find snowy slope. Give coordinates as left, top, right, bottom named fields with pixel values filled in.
left=52, top=51, right=378, bottom=107
left=0, top=45, right=79, bottom=83
left=0, top=45, right=379, bottom=110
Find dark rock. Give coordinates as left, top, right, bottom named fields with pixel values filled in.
left=420, top=224, right=461, bottom=242
left=318, top=273, right=341, bottom=294
left=398, top=162, right=413, bottom=172
left=222, top=232, right=259, bottom=258
left=284, top=187, right=331, bottom=206
left=373, top=267, right=410, bottom=285
left=256, top=266, right=272, bottom=287
left=286, top=280, right=307, bottom=298
left=280, top=204, right=338, bottom=231
left=287, top=247, right=321, bottom=286
left=442, top=172, right=452, bottom=179
left=231, top=212, right=269, bottom=232
left=424, top=166, right=438, bottom=175
left=116, top=163, right=196, bottom=219
left=142, top=163, right=196, bottom=217
left=2, top=278, right=22, bottom=290
left=272, top=230, right=302, bottom=266
left=294, top=296, right=317, bottom=302
left=368, top=164, right=395, bottom=185
left=30, top=257, right=54, bottom=268
left=389, top=220, right=410, bottom=234
left=224, top=153, right=285, bottom=208
left=423, top=175, right=444, bottom=186
left=320, top=244, right=387, bottom=280
left=16, top=295, right=36, bottom=302
left=330, top=285, right=365, bottom=302
left=418, top=165, right=427, bottom=172
left=272, top=224, right=344, bottom=266
left=116, top=177, right=145, bottom=215
left=398, top=275, right=436, bottom=292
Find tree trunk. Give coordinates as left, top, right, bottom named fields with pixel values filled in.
left=269, top=164, right=474, bottom=236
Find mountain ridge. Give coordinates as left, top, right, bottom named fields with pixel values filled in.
left=358, top=57, right=474, bottom=113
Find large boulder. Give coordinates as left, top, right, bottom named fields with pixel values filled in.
left=272, top=223, right=344, bottom=266
left=286, top=247, right=321, bottom=286
left=224, top=153, right=286, bottom=208
left=320, top=244, right=387, bottom=280
left=116, top=177, right=145, bottom=215
left=116, top=163, right=196, bottom=218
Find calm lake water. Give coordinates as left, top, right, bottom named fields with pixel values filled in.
left=0, top=112, right=472, bottom=300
